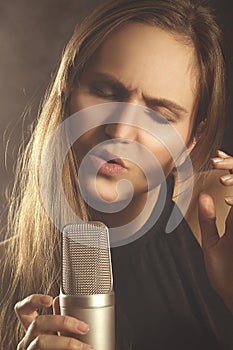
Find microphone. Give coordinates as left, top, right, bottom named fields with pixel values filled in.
left=60, top=222, right=115, bottom=350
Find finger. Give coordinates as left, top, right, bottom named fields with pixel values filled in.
left=22, top=315, right=90, bottom=349
left=53, top=296, right=60, bottom=315
left=14, top=294, right=53, bottom=330
left=225, top=205, right=233, bottom=236
left=225, top=196, right=233, bottom=206
left=216, top=149, right=229, bottom=159
left=53, top=297, right=61, bottom=336
left=220, top=174, right=233, bottom=186
left=29, top=315, right=89, bottom=335
left=212, top=150, right=233, bottom=173
left=27, top=334, right=93, bottom=350
left=211, top=157, right=233, bottom=172
left=198, top=193, right=220, bottom=249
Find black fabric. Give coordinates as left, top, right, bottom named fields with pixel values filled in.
left=111, top=176, right=233, bottom=350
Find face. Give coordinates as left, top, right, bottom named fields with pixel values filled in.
left=69, top=23, right=198, bottom=204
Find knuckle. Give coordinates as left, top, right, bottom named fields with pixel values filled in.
left=33, top=334, right=47, bottom=348
left=62, top=315, right=72, bottom=329
left=66, top=337, right=82, bottom=349
left=14, top=294, right=36, bottom=314
left=29, top=317, right=40, bottom=332
left=30, top=319, right=38, bottom=333
left=25, top=294, right=37, bottom=305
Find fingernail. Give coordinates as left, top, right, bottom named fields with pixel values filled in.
left=221, top=174, right=232, bottom=182
left=217, top=150, right=228, bottom=157
left=212, top=158, right=223, bottom=163
left=225, top=196, right=233, bottom=205
left=40, top=295, right=53, bottom=305
left=77, top=321, right=90, bottom=334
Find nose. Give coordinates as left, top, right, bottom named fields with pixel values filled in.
left=104, top=103, right=140, bottom=141
left=104, top=123, right=137, bottom=141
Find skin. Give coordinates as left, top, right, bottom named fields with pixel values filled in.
left=70, top=23, right=197, bottom=228
left=14, top=295, right=92, bottom=350
left=7, top=23, right=233, bottom=349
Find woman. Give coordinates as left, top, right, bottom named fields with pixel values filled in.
left=1, top=0, right=233, bottom=349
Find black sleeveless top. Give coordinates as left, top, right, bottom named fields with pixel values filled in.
left=111, top=176, right=233, bottom=350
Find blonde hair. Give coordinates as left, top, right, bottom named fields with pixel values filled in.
left=0, top=0, right=225, bottom=348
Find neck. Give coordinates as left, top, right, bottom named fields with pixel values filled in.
left=88, top=186, right=161, bottom=235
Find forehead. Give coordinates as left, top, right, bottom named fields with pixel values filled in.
left=84, top=23, right=198, bottom=114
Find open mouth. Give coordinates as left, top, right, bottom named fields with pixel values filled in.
left=107, top=158, right=122, bottom=165
left=89, top=149, right=128, bottom=176
left=96, top=150, right=127, bottom=169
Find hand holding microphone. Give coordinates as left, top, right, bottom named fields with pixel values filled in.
left=14, top=221, right=115, bottom=350
left=14, top=294, right=92, bottom=350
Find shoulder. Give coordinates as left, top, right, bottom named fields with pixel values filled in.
left=182, top=169, right=233, bottom=245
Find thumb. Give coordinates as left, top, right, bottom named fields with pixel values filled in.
left=14, top=294, right=53, bottom=330
left=53, top=296, right=60, bottom=315
left=198, top=193, right=219, bottom=249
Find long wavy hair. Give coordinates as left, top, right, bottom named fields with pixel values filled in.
left=0, top=0, right=225, bottom=348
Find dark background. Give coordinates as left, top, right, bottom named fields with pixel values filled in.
left=0, top=0, right=233, bottom=235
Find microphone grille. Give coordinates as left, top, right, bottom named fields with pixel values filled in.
left=61, top=222, right=113, bottom=295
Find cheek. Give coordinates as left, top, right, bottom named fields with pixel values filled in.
left=72, top=127, right=102, bottom=163
left=176, top=119, right=195, bottom=146
left=151, top=143, right=175, bottom=174
left=141, top=123, right=192, bottom=175
left=72, top=137, right=87, bottom=164
left=137, top=135, right=174, bottom=185
left=69, top=91, right=89, bottom=115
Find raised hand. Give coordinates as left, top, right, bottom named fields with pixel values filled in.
left=198, top=150, right=233, bottom=312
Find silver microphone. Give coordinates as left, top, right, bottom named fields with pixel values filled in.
left=60, top=222, right=115, bottom=350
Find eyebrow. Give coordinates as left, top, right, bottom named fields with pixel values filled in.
left=88, top=71, right=189, bottom=116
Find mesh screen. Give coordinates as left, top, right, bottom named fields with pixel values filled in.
left=61, top=222, right=113, bottom=295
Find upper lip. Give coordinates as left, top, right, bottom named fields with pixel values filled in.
left=93, top=149, right=127, bottom=169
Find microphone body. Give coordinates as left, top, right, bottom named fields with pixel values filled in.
left=60, top=222, right=115, bottom=350
left=60, top=293, right=115, bottom=349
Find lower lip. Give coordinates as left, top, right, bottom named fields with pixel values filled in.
left=90, top=155, right=127, bottom=176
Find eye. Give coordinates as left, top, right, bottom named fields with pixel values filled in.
left=145, top=108, right=174, bottom=124
left=154, top=107, right=178, bottom=123
left=89, top=85, right=119, bottom=100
